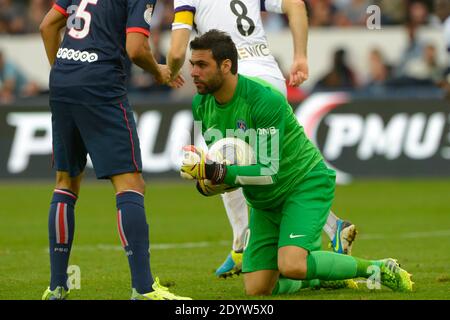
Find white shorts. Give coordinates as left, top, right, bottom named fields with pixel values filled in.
left=238, top=59, right=287, bottom=98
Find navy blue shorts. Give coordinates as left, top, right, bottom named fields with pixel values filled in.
left=50, top=99, right=142, bottom=179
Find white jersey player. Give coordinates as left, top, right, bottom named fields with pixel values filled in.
left=172, top=0, right=287, bottom=94
left=167, top=0, right=357, bottom=278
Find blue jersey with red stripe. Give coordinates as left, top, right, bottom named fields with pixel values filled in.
left=50, top=0, right=157, bottom=104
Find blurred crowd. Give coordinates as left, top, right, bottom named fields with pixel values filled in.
left=311, top=23, right=447, bottom=95
left=0, top=0, right=447, bottom=34
left=0, top=0, right=449, bottom=104
left=303, top=0, right=446, bottom=28
left=0, top=0, right=51, bottom=34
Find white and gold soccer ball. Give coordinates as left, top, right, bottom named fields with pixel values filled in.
left=196, top=138, right=256, bottom=196
left=207, top=137, right=256, bottom=166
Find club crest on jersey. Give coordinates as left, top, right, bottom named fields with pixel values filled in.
left=237, top=120, right=247, bottom=131
left=144, top=4, right=154, bottom=25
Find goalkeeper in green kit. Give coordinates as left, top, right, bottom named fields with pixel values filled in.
left=181, top=29, right=413, bottom=296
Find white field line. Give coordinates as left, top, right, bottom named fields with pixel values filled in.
left=69, top=240, right=230, bottom=252
left=356, top=229, right=450, bottom=240
left=43, top=229, right=450, bottom=252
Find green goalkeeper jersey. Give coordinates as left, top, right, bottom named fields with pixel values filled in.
left=192, top=75, right=323, bottom=210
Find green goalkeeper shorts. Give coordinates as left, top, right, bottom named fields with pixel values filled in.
left=242, top=160, right=336, bottom=273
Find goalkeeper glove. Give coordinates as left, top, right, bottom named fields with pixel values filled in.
left=196, top=179, right=237, bottom=197
left=180, top=145, right=227, bottom=184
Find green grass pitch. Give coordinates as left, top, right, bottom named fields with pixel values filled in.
left=0, top=179, right=449, bottom=300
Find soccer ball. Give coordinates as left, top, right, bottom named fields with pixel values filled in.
left=207, top=137, right=256, bottom=166
left=196, top=137, right=256, bottom=196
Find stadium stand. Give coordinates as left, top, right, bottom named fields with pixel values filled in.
left=0, top=0, right=448, bottom=103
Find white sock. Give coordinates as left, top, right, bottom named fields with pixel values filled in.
left=221, top=188, right=249, bottom=252
left=323, top=211, right=339, bottom=241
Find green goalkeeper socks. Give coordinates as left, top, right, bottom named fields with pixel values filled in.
left=272, top=251, right=382, bottom=295
left=306, top=251, right=381, bottom=280
left=272, top=278, right=321, bottom=295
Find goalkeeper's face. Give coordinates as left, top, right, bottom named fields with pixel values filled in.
left=190, top=49, right=226, bottom=95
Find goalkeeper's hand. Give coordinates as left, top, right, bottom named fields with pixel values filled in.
left=196, top=179, right=237, bottom=197
left=180, top=145, right=227, bottom=184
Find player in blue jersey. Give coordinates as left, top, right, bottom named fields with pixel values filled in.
left=39, top=0, right=189, bottom=300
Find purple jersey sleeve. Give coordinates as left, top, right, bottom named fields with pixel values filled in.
left=53, top=0, right=72, bottom=17
left=127, top=0, right=157, bottom=37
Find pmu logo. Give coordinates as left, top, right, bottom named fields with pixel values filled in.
left=296, top=93, right=450, bottom=181
left=322, top=112, right=447, bottom=161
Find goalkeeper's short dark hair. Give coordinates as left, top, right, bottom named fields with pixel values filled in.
left=190, top=29, right=238, bottom=75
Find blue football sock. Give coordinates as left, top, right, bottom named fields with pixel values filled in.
left=48, top=189, right=77, bottom=290
left=116, top=191, right=153, bottom=294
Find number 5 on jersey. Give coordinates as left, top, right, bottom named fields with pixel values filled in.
left=67, top=0, right=98, bottom=39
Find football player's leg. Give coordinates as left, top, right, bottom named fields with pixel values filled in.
left=323, top=211, right=338, bottom=240
left=243, top=206, right=321, bottom=295
left=323, top=211, right=358, bottom=255
left=45, top=101, right=86, bottom=298
left=216, top=188, right=248, bottom=277
left=76, top=100, right=189, bottom=297
left=243, top=206, right=280, bottom=295
left=111, top=172, right=154, bottom=294
left=111, top=173, right=192, bottom=299
left=46, top=172, right=81, bottom=296
left=277, top=163, right=361, bottom=282
left=75, top=100, right=155, bottom=294
left=277, top=162, right=412, bottom=291
left=244, top=270, right=279, bottom=296
left=243, top=251, right=354, bottom=295
left=278, top=247, right=413, bottom=292
left=222, top=189, right=248, bottom=253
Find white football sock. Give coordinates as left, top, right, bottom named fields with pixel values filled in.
left=323, top=211, right=339, bottom=240
left=221, top=188, right=249, bottom=252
